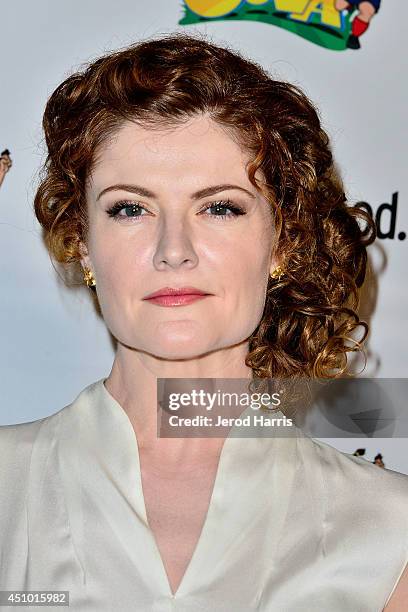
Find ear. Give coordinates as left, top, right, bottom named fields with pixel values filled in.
left=78, top=241, right=92, bottom=272
left=269, top=255, right=281, bottom=276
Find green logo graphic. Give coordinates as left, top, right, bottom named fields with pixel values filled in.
left=179, top=1, right=380, bottom=51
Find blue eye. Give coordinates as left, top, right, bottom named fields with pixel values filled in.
left=201, top=200, right=246, bottom=220
left=106, top=199, right=246, bottom=222
left=106, top=201, right=145, bottom=220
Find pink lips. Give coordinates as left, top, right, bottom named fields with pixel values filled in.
left=143, top=286, right=212, bottom=307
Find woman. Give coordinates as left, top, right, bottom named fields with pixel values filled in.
left=1, top=32, right=407, bottom=611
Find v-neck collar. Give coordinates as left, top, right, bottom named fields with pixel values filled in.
left=67, top=377, right=301, bottom=600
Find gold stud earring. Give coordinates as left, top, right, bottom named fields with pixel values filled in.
left=269, top=265, right=284, bottom=281
left=82, top=266, right=96, bottom=291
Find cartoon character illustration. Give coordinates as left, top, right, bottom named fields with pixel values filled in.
left=353, top=449, right=385, bottom=468
left=373, top=453, right=385, bottom=468
left=335, top=0, right=381, bottom=49
left=0, top=149, right=12, bottom=189
left=353, top=448, right=366, bottom=457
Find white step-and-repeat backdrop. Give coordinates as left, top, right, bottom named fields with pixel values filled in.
left=1, top=1, right=407, bottom=471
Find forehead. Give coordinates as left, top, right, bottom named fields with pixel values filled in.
left=87, top=115, right=254, bottom=192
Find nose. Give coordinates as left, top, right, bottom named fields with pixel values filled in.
left=152, top=215, right=199, bottom=271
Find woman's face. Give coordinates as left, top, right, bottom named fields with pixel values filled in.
left=80, top=114, right=278, bottom=360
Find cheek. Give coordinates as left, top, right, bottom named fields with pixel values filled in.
left=91, top=232, right=148, bottom=288
left=229, top=249, right=270, bottom=317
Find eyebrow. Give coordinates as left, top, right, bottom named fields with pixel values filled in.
left=96, top=183, right=256, bottom=202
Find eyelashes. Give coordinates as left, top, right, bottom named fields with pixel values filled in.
left=105, top=199, right=247, bottom=223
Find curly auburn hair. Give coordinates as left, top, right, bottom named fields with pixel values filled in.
left=33, top=31, right=376, bottom=379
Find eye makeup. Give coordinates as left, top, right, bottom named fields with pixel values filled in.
left=105, top=199, right=247, bottom=223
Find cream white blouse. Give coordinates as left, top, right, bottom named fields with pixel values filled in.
left=1, top=377, right=408, bottom=611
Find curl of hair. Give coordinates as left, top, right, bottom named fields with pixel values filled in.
left=33, top=31, right=376, bottom=379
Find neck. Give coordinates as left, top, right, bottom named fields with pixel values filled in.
left=103, top=340, right=253, bottom=455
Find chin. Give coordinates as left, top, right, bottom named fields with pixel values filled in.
left=143, top=336, right=214, bottom=360
left=151, top=348, right=210, bottom=361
